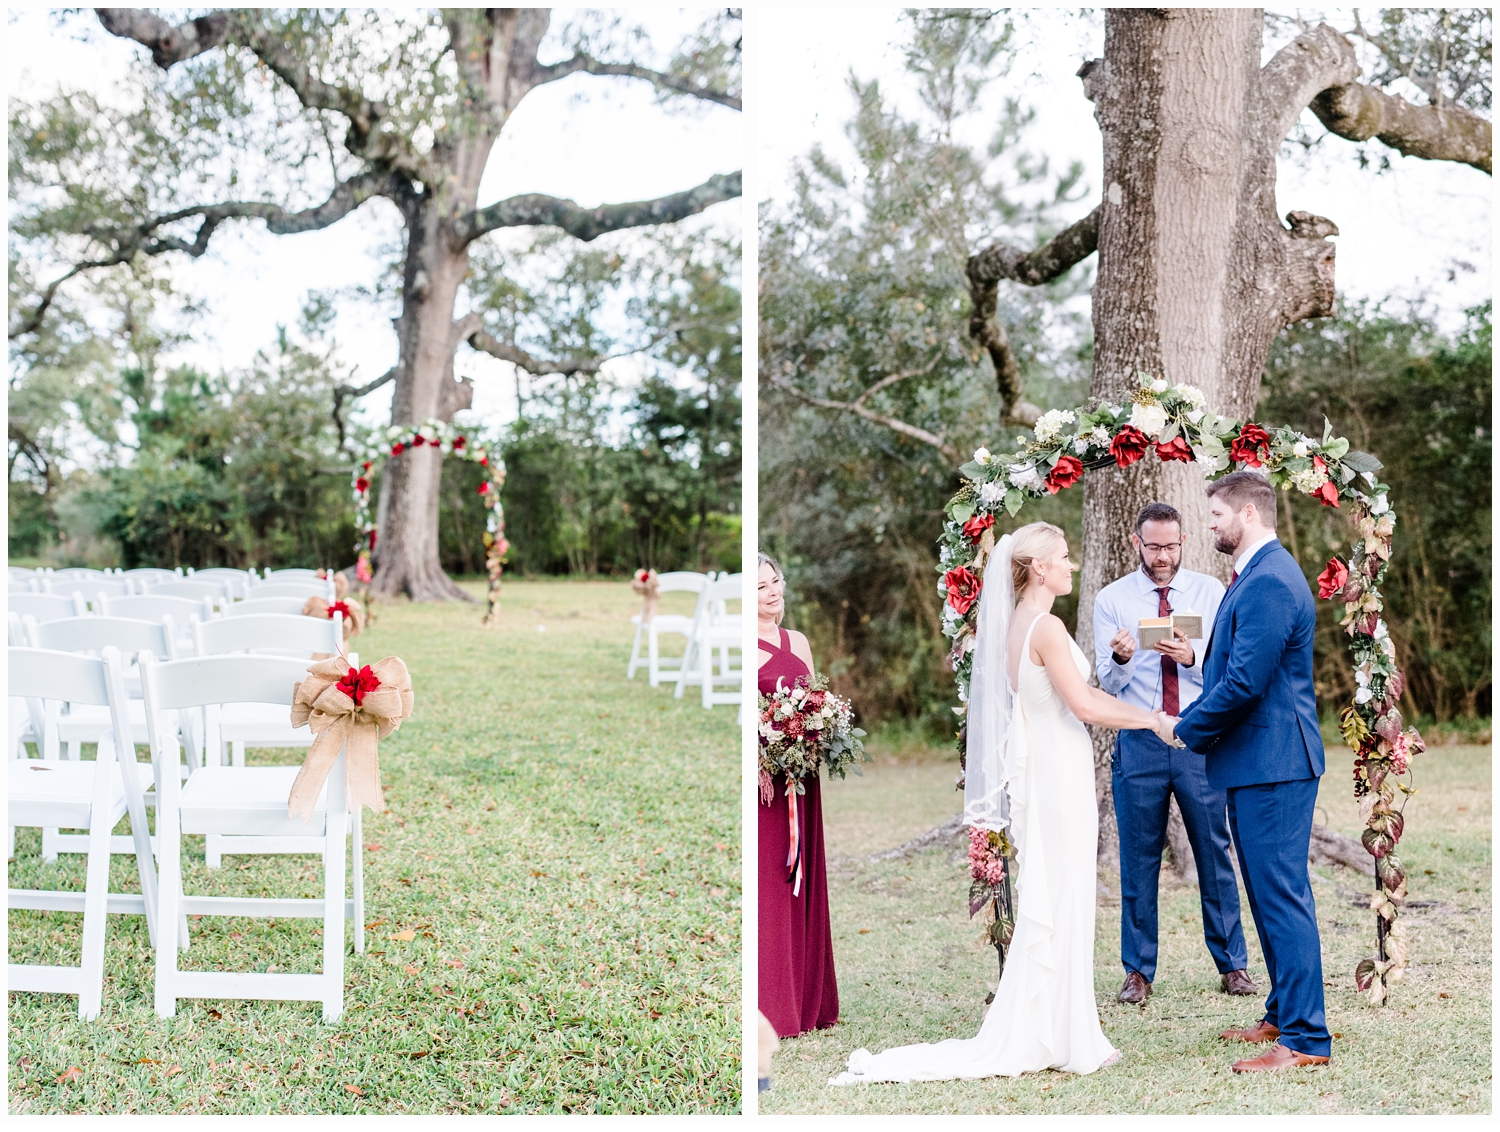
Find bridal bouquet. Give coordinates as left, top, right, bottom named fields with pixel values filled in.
left=757, top=675, right=869, bottom=802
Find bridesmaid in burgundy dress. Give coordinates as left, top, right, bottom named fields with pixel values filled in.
left=757, top=552, right=839, bottom=1038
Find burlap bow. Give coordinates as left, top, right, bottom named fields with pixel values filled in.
left=302, top=594, right=365, bottom=638
left=287, top=655, right=414, bottom=821
left=631, top=569, right=661, bottom=623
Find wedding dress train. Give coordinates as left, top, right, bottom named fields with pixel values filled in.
left=830, top=617, right=1117, bottom=1084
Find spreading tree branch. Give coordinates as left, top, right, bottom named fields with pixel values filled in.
left=767, top=374, right=959, bottom=465
left=1312, top=81, right=1492, bottom=174
left=531, top=54, right=742, bottom=110
left=965, top=204, right=1101, bottom=424
left=1259, top=22, right=1491, bottom=175
left=467, top=331, right=606, bottom=377
left=96, top=8, right=388, bottom=150
left=332, top=365, right=399, bottom=451
left=456, top=171, right=741, bottom=245
left=12, top=171, right=398, bottom=341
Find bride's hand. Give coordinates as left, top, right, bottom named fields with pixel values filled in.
left=1153, top=712, right=1183, bottom=746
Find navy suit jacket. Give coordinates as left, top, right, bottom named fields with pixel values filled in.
left=1174, top=539, right=1325, bottom=790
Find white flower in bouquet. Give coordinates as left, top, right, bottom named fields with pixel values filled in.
left=1293, top=439, right=1310, bottom=458
left=1071, top=435, right=1091, bottom=455
left=1033, top=409, right=1075, bottom=444
left=973, top=447, right=993, bottom=465
left=1129, top=402, right=1168, bottom=440
left=979, top=480, right=1006, bottom=505
left=1171, top=383, right=1206, bottom=408
left=1089, top=425, right=1113, bottom=447
left=1008, top=463, right=1045, bottom=492
left=1370, top=493, right=1389, bottom=515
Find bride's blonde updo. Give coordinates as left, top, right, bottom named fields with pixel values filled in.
left=1009, top=521, right=1067, bottom=598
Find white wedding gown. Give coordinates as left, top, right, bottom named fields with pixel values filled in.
left=830, top=617, right=1118, bottom=1085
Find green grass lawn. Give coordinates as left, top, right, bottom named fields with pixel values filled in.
left=759, top=736, right=1491, bottom=1115
left=8, top=580, right=741, bottom=1114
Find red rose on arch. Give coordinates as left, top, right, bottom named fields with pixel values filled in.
left=355, top=476, right=369, bottom=493
left=962, top=513, right=995, bottom=543
left=412, top=434, right=426, bottom=447
left=1109, top=426, right=1151, bottom=468
left=391, top=442, right=404, bottom=456
left=1316, top=556, right=1348, bottom=600
left=368, top=529, right=378, bottom=549
left=1045, top=455, right=1084, bottom=494
left=361, top=461, right=372, bottom=472
left=1229, top=423, right=1271, bottom=467
left=479, top=456, right=489, bottom=467
left=944, top=567, right=982, bottom=616
left=477, top=481, right=492, bottom=495
left=1313, top=479, right=1341, bottom=508
left=1155, top=436, right=1194, bottom=463
left=453, top=436, right=466, bottom=450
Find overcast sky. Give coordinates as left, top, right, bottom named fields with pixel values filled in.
left=7, top=7, right=742, bottom=434
left=756, top=7, right=1491, bottom=331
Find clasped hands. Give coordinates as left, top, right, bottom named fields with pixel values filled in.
left=1153, top=711, right=1185, bottom=748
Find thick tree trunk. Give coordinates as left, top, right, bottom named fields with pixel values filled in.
left=1078, top=9, right=1343, bottom=864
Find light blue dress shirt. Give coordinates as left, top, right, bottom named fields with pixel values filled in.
left=1093, top=566, right=1226, bottom=713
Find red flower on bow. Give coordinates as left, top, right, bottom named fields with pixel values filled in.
left=452, top=436, right=466, bottom=450
left=355, top=477, right=369, bottom=493
left=1045, top=455, right=1084, bottom=494
left=1316, top=557, right=1348, bottom=600
left=1109, top=426, right=1151, bottom=468
left=944, top=567, right=982, bottom=615
left=1155, top=437, right=1194, bottom=463
left=336, top=664, right=381, bottom=707
left=477, top=481, right=491, bottom=495
left=636, top=569, right=650, bottom=583
left=391, top=442, right=405, bottom=456
left=327, top=600, right=353, bottom=621
left=1229, top=423, right=1271, bottom=467
left=412, top=434, right=426, bottom=447
left=962, top=513, right=995, bottom=543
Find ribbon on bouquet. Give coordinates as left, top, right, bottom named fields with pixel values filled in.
left=631, top=569, right=661, bottom=624
left=785, top=781, right=804, bottom=897
left=287, top=655, right=414, bottom=821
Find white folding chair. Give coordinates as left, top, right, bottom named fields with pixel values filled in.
left=8, top=592, right=88, bottom=622
left=224, top=597, right=313, bottom=617
left=627, top=572, right=711, bottom=686
left=122, top=568, right=183, bottom=587
left=260, top=569, right=323, bottom=581
left=246, top=581, right=336, bottom=602
left=8, top=646, right=161, bottom=1020
left=141, top=651, right=361, bottom=1021
left=688, top=574, right=743, bottom=708
left=41, top=577, right=134, bottom=608
left=22, top=615, right=181, bottom=859
left=142, top=579, right=232, bottom=608
left=189, top=568, right=257, bottom=600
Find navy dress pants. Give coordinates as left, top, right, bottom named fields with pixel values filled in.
left=1226, top=776, right=1331, bottom=1057
left=1112, top=729, right=1247, bottom=982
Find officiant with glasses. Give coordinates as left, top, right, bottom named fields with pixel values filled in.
left=1092, top=502, right=1255, bottom=1005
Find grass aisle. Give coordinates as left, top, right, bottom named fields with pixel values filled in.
left=8, top=580, right=741, bottom=1114
left=759, top=740, right=1491, bottom=1115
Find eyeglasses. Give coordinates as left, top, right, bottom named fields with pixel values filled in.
left=1141, top=542, right=1183, bottom=554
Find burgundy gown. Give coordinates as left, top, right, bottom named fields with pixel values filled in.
left=758, top=628, right=840, bottom=1038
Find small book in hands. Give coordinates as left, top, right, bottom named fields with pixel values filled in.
left=1138, top=612, right=1203, bottom=648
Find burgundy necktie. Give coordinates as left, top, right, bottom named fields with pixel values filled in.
left=1229, top=569, right=1239, bottom=587
left=1156, top=586, right=1179, bottom=716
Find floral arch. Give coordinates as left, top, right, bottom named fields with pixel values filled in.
left=940, top=371, right=1421, bottom=1006
left=351, top=418, right=509, bottom=624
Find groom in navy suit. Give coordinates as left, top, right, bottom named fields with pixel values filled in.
left=1170, top=471, right=1331, bottom=1073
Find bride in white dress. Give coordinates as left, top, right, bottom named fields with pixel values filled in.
left=831, top=522, right=1178, bottom=1085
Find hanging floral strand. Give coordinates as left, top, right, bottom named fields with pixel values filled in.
left=350, top=417, right=510, bottom=626
left=937, top=371, right=1422, bottom=1006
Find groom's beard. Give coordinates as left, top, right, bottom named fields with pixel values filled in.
left=1213, top=516, right=1244, bottom=556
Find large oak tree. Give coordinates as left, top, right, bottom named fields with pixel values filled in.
left=10, top=8, right=741, bottom=599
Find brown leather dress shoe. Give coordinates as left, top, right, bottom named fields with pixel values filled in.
left=1221, top=969, right=1257, bottom=996
left=1232, top=1043, right=1330, bottom=1073
left=1220, top=1019, right=1280, bottom=1043
left=1117, top=971, right=1151, bottom=1004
